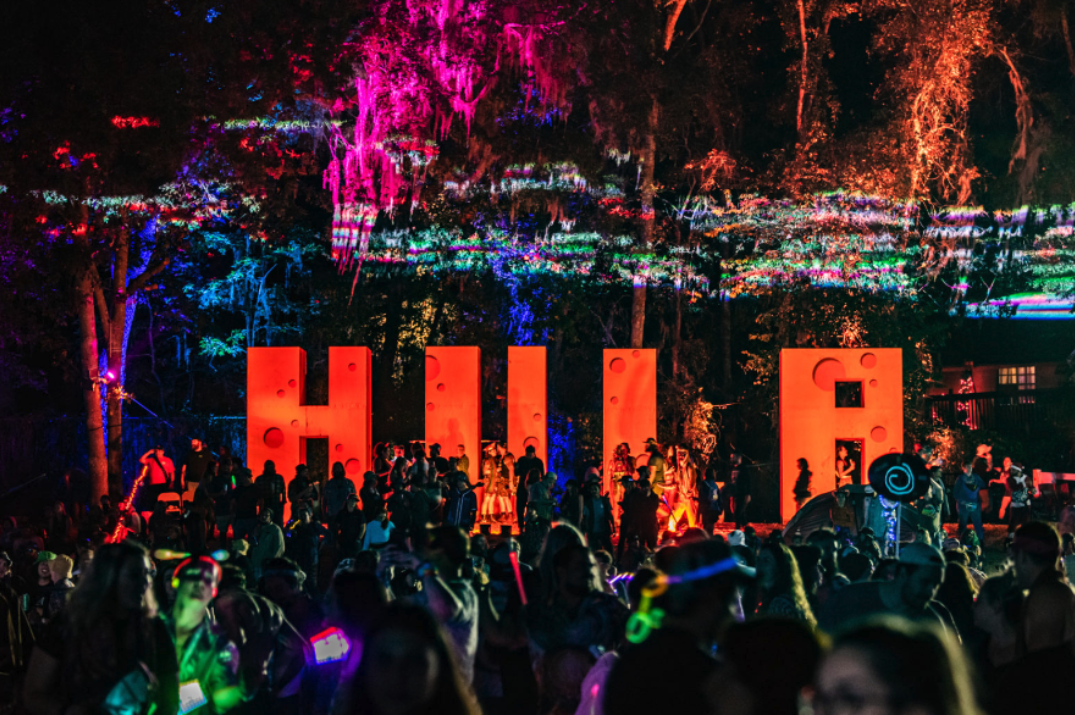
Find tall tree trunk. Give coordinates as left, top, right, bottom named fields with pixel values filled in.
left=631, top=99, right=659, bottom=348
left=630, top=282, right=647, bottom=348
left=796, top=0, right=809, bottom=142
left=106, top=231, right=130, bottom=497
left=720, top=239, right=733, bottom=390
left=671, top=288, right=683, bottom=378
left=77, top=261, right=108, bottom=503
left=1063, top=7, right=1075, bottom=80
left=376, top=279, right=405, bottom=427
left=721, top=298, right=732, bottom=388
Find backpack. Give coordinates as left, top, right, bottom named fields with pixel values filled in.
left=701, top=481, right=723, bottom=516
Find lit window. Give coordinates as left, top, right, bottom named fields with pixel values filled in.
left=998, top=366, right=1035, bottom=390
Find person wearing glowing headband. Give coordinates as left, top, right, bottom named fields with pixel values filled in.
left=165, top=556, right=245, bottom=713
left=605, top=540, right=753, bottom=714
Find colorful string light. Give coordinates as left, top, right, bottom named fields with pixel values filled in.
left=106, top=468, right=149, bottom=543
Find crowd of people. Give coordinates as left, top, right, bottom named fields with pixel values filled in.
left=0, top=435, right=1073, bottom=715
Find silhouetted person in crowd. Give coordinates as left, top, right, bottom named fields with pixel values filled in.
left=445, top=472, right=479, bottom=533
left=605, top=540, right=752, bottom=714
left=334, top=493, right=366, bottom=559
left=1010, top=521, right=1075, bottom=654
left=334, top=604, right=480, bottom=715
left=181, top=437, right=212, bottom=492
left=812, top=618, right=981, bottom=715
left=257, top=459, right=286, bottom=526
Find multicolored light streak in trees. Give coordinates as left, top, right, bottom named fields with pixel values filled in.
left=962, top=292, right=1074, bottom=320
left=347, top=191, right=1075, bottom=310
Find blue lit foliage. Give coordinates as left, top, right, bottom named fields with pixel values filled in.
left=547, top=413, right=576, bottom=485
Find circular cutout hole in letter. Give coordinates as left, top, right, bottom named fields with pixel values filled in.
left=812, top=359, right=846, bottom=391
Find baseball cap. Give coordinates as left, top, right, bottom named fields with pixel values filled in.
left=898, top=543, right=945, bottom=569
left=34, top=551, right=57, bottom=565
left=727, top=530, right=746, bottom=547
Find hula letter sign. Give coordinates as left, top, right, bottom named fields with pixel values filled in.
left=247, top=346, right=373, bottom=512
left=779, top=348, right=903, bottom=522
left=248, top=346, right=657, bottom=505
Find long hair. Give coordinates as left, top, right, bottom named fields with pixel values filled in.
left=341, top=604, right=479, bottom=715
left=64, top=540, right=157, bottom=636
left=935, top=562, right=978, bottom=632
left=759, top=543, right=815, bottom=625
left=535, top=522, right=585, bottom=603
left=832, top=617, right=983, bottom=715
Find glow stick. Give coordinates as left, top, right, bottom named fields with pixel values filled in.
left=153, top=549, right=191, bottom=561
left=508, top=551, right=527, bottom=606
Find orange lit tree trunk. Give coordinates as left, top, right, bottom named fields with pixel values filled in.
left=795, top=0, right=809, bottom=142
left=1062, top=6, right=1075, bottom=79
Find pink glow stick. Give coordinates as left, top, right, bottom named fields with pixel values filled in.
left=508, top=551, right=527, bottom=606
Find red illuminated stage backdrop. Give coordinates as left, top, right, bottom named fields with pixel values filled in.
left=507, top=347, right=547, bottom=468
left=247, top=347, right=373, bottom=510
left=779, top=348, right=903, bottom=522
left=603, top=349, right=657, bottom=496
left=248, top=346, right=657, bottom=507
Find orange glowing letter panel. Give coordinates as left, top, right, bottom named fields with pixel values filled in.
left=779, top=348, right=903, bottom=522
left=247, top=346, right=372, bottom=504
left=425, top=347, right=481, bottom=483
left=603, top=349, right=657, bottom=495
left=507, top=346, right=547, bottom=467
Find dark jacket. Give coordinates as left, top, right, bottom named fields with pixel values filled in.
left=582, top=495, right=615, bottom=536
left=621, top=490, right=660, bottom=535
left=333, top=507, right=366, bottom=555
left=445, top=489, right=478, bottom=531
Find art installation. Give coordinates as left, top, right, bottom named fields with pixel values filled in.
left=247, top=345, right=656, bottom=505
left=779, top=348, right=903, bottom=522
left=246, top=346, right=373, bottom=520
left=603, top=349, right=657, bottom=497
left=425, top=346, right=482, bottom=483
left=507, top=346, right=547, bottom=468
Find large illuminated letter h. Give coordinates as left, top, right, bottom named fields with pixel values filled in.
left=247, top=347, right=372, bottom=506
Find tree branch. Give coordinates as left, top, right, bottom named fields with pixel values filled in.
left=126, top=257, right=171, bottom=295
left=681, top=0, right=713, bottom=47
left=997, top=46, right=1033, bottom=175
left=663, top=0, right=691, bottom=51
left=94, top=284, right=112, bottom=338
left=1062, top=7, right=1075, bottom=79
